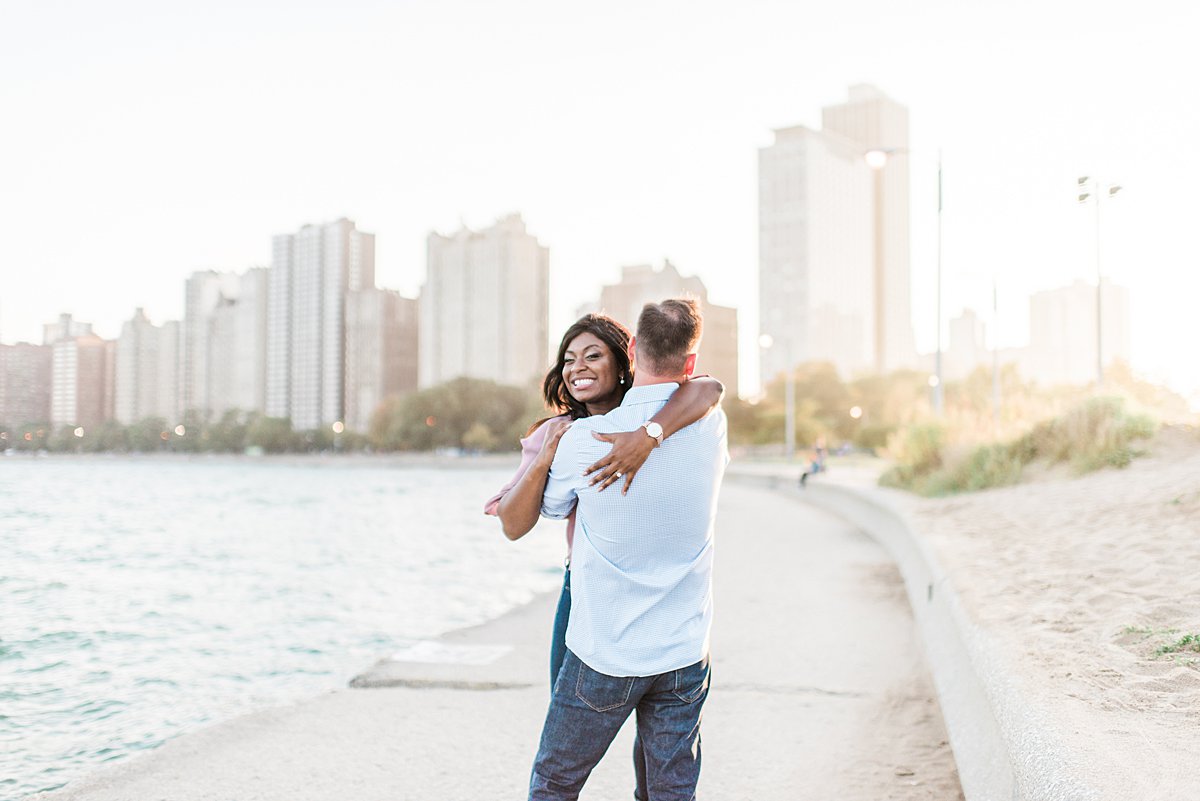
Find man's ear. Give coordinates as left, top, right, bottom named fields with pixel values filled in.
left=629, top=336, right=637, bottom=371
left=683, top=353, right=697, bottom=377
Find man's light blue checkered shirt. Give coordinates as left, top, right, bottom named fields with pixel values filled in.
left=541, top=382, right=729, bottom=677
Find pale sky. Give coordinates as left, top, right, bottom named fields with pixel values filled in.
left=3, top=0, right=1198, bottom=403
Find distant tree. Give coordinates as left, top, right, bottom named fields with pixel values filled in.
left=127, top=417, right=169, bottom=452
left=722, top=397, right=782, bottom=446
left=462, top=421, right=498, bottom=452
left=13, top=423, right=51, bottom=451
left=83, top=421, right=128, bottom=453
left=47, top=425, right=78, bottom=452
left=207, top=409, right=249, bottom=453
left=246, top=416, right=296, bottom=453
left=368, top=377, right=532, bottom=451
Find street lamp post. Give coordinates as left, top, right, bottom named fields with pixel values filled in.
left=759, top=334, right=796, bottom=461
left=934, top=152, right=944, bottom=416
left=1077, top=176, right=1122, bottom=388
left=991, top=277, right=1000, bottom=432
left=865, top=149, right=889, bottom=375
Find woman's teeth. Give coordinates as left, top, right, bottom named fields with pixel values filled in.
left=573, top=378, right=595, bottom=389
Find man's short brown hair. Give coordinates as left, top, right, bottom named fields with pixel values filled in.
left=635, top=298, right=704, bottom=375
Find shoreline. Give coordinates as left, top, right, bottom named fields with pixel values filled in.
left=1, top=450, right=519, bottom=469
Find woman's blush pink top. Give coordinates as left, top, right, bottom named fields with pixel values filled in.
left=483, top=415, right=576, bottom=554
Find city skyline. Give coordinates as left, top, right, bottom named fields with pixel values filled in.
left=3, top=1, right=1199, bottom=404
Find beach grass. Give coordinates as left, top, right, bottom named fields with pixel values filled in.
left=1156, top=633, right=1200, bottom=657
left=880, top=396, right=1159, bottom=496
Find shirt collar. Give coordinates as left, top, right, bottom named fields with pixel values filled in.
left=619, top=382, right=680, bottom=406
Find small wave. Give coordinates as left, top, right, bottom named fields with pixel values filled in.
left=17, top=659, right=68, bottom=675
left=133, top=677, right=179, bottom=688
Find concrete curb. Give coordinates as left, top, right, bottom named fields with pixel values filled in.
left=726, top=472, right=1100, bottom=801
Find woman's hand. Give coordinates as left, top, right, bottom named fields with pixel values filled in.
left=583, top=429, right=656, bottom=494
left=535, top=419, right=572, bottom=467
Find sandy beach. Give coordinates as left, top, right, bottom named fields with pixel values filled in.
left=906, top=426, right=1200, bottom=796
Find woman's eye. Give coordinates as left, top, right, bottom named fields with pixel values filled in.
left=586, top=353, right=600, bottom=360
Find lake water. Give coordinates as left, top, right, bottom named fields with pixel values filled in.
left=0, top=455, right=563, bottom=799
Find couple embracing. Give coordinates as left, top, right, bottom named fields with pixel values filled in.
left=485, top=298, right=729, bottom=800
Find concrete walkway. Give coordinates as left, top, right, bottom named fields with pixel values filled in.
left=41, top=483, right=961, bottom=800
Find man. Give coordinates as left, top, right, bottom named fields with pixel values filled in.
left=531, top=298, right=729, bottom=801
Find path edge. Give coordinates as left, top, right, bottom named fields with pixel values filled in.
left=727, top=472, right=1100, bottom=801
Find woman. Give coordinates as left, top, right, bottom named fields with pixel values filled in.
left=483, top=313, right=724, bottom=684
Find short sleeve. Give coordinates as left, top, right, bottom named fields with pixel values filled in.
left=483, top=419, right=555, bottom=516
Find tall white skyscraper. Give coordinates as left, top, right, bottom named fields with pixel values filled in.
left=115, top=308, right=180, bottom=424
left=266, top=219, right=375, bottom=429
left=823, top=84, right=915, bottom=373
left=419, top=214, right=549, bottom=389
left=759, top=84, right=915, bottom=384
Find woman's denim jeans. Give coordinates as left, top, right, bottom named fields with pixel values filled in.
left=530, top=649, right=710, bottom=801
left=549, top=568, right=571, bottom=685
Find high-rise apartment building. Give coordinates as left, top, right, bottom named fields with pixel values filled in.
left=43, top=313, right=92, bottom=346
left=344, top=288, right=419, bottom=432
left=184, top=268, right=268, bottom=418
left=419, top=214, right=549, bottom=389
left=183, top=270, right=241, bottom=416
left=114, top=308, right=180, bottom=424
left=51, top=334, right=113, bottom=430
left=759, top=84, right=915, bottom=384
left=0, top=343, right=52, bottom=426
left=206, top=268, right=269, bottom=417
left=267, top=219, right=375, bottom=430
left=591, top=261, right=740, bottom=398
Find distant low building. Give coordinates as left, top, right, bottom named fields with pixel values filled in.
left=918, top=278, right=1133, bottom=388
left=1026, top=279, right=1130, bottom=386
left=591, top=260, right=739, bottom=398
left=945, top=309, right=988, bottom=381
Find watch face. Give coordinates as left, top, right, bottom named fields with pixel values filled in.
left=645, top=422, right=664, bottom=439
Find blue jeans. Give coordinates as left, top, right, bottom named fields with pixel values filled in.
left=530, top=649, right=710, bottom=801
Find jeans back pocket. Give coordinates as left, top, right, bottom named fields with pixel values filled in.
left=574, top=661, right=636, bottom=712
left=671, top=656, right=710, bottom=704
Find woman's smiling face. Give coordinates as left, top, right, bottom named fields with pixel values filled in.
left=562, top=331, right=622, bottom=412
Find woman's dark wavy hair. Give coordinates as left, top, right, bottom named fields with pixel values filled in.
left=529, top=313, right=632, bottom=433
